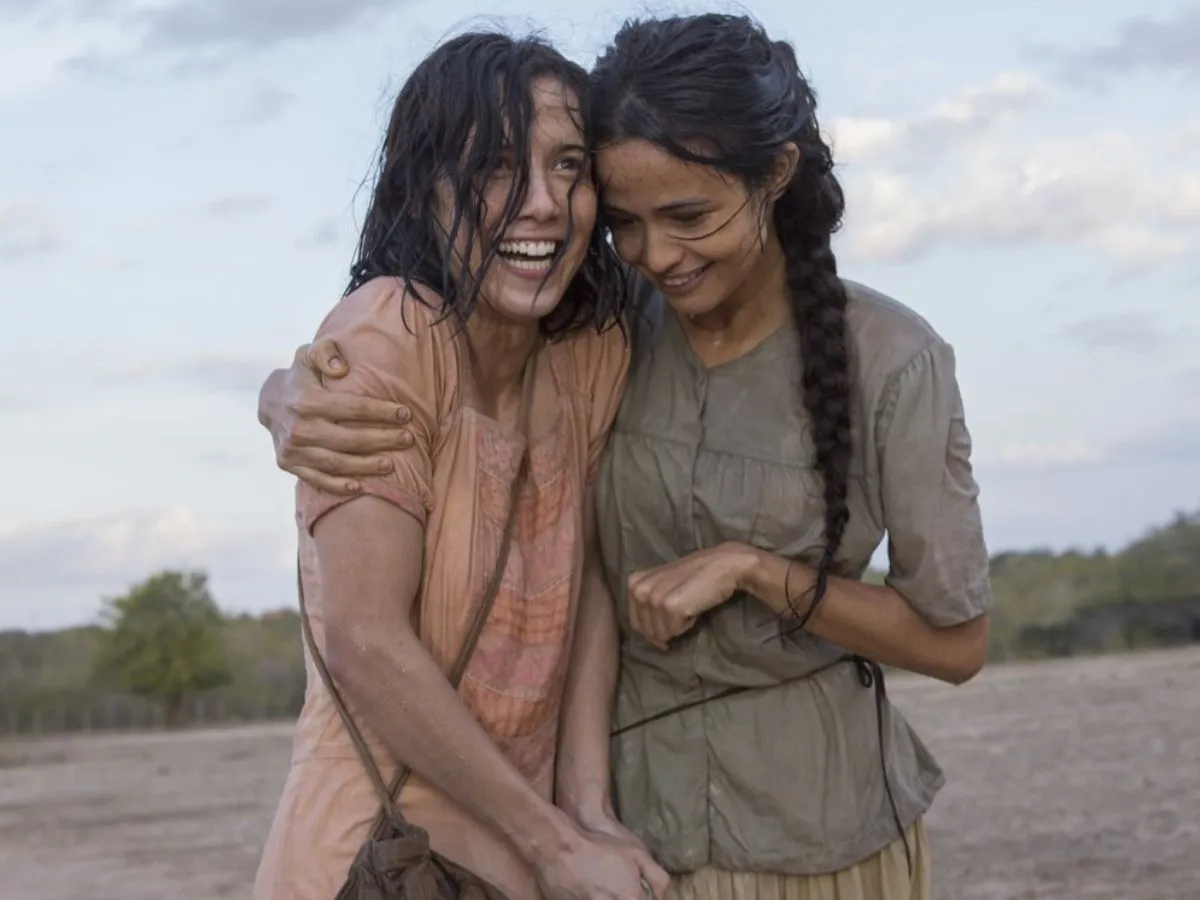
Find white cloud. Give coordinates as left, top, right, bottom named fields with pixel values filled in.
left=1034, top=5, right=1200, bottom=84
left=114, top=353, right=276, bottom=392
left=970, top=412, right=1200, bottom=477
left=53, top=349, right=278, bottom=394
left=198, top=193, right=272, bottom=218
left=829, top=73, right=1045, bottom=163
left=839, top=117, right=1200, bottom=272
left=303, top=217, right=341, bottom=248
left=825, top=72, right=1200, bottom=272
left=1165, top=174, right=1200, bottom=225
left=0, top=201, right=64, bottom=259
left=1059, top=312, right=1181, bottom=354
left=975, top=440, right=1104, bottom=472
left=0, top=0, right=402, bottom=89
left=224, top=84, right=293, bottom=127
left=0, top=507, right=295, bottom=629
left=0, top=5, right=142, bottom=99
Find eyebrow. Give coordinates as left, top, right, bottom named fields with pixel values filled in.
left=656, top=197, right=711, bottom=213
left=603, top=196, right=712, bottom=217
left=500, top=141, right=587, bottom=155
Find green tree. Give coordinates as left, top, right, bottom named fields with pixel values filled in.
left=94, top=569, right=232, bottom=728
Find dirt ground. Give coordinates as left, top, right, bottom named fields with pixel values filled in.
left=2, top=647, right=1198, bottom=900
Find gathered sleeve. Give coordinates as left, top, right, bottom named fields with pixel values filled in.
left=297, top=278, right=448, bottom=532
left=876, top=339, right=992, bottom=626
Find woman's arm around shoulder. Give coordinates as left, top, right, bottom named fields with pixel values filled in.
left=257, top=278, right=422, bottom=495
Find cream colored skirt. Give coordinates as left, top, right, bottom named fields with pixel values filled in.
left=666, top=820, right=930, bottom=900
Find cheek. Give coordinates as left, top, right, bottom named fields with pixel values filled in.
left=610, top=229, right=639, bottom=264
left=476, top=180, right=512, bottom=236
left=568, top=182, right=598, bottom=247
left=711, top=218, right=765, bottom=269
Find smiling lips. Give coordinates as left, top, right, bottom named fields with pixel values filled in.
left=497, top=239, right=561, bottom=277
left=659, top=263, right=711, bottom=294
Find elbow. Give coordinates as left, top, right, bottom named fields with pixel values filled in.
left=323, top=620, right=414, bottom=701
left=942, top=614, right=990, bottom=686
left=944, top=655, right=984, bottom=686
left=324, top=626, right=369, bottom=696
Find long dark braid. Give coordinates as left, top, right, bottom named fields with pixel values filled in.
left=771, top=40, right=853, bottom=626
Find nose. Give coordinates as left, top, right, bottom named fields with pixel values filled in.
left=519, top=168, right=561, bottom=222
left=639, top=224, right=685, bottom=276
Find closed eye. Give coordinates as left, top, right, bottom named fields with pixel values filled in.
left=604, top=210, right=635, bottom=228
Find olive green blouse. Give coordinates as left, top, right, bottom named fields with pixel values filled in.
left=594, top=277, right=991, bottom=875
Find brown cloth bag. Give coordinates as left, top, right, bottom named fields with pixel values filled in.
left=297, top=354, right=540, bottom=900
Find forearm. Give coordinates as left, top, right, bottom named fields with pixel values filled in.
left=739, top=545, right=987, bottom=684
left=555, top=562, right=620, bottom=826
left=334, top=630, right=577, bottom=862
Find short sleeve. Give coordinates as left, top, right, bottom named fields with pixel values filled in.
left=571, top=324, right=632, bottom=483
left=297, top=278, right=448, bottom=533
left=877, top=339, right=991, bottom=626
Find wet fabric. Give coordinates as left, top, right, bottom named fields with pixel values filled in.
left=254, top=276, right=630, bottom=900
left=595, top=277, right=991, bottom=875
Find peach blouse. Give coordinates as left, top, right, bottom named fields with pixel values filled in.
left=254, top=276, right=630, bottom=900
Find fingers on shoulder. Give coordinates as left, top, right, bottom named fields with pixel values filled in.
left=314, top=277, right=451, bottom=417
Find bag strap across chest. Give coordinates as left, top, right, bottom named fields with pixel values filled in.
left=297, top=349, right=538, bottom=833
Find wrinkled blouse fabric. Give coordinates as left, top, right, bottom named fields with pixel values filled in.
left=595, top=278, right=991, bottom=876
left=254, top=277, right=630, bottom=900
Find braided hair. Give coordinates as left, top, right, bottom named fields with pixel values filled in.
left=590, top=14, right=853, bottom=620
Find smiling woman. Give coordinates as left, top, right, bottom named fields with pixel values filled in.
left=250, top=30, right=669, bottom=900
left=581, top=16, right=991, bottom=900
left=259, top=13, right=994, bottom=900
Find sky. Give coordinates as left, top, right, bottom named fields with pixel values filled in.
left=1, top=0, right=1197, bottom=630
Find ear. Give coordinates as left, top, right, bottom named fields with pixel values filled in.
left=768, top=142, right=801, bottom=199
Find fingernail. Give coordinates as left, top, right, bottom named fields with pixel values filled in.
left=345, top=480, right=360, bottom=492
left=330, top=356, right=345, bottom=369
left=378, top=458, right=391, bottom=472
left=396, top=407, right=411, bottom=423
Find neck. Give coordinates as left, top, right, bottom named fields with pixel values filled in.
left=681, top=233, right=790, bottom=352
left=464, top=309, right=540, bottom=402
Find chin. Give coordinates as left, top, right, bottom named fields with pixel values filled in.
left=487, top=289, right=567, bottom=323
left=659, top=286, right=725, bottom=319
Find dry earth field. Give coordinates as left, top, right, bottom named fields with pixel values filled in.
left=2, top=647, right=1198, bottom=900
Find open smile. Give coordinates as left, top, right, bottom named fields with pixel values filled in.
left=497, top=239, right=562, bottom=279
left=658, top=263, right=712, bottom=295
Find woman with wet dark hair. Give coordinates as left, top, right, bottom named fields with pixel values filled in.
left=259, top=14, right=991, bottom=900
left=578, top=14, right=990, bottom=899
left=252, top=30, right=668, bottom=900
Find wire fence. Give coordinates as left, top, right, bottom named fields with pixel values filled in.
left=0, top=693, right=300, bottom=738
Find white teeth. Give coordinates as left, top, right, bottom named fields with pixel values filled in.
left=504, top=257, right=554, bottom=272
left=498, top=240, right=558, bottom=258
left=664, top=271, right=701, bottom=287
